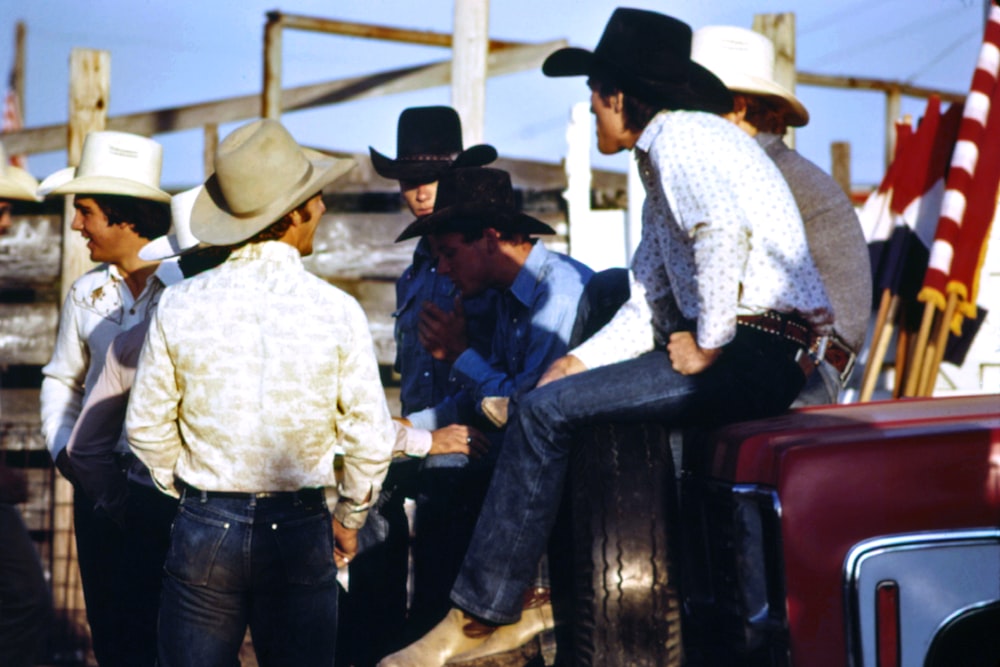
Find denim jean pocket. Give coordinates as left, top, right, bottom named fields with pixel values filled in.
left=272, top=511, right=336, bottom=586
left=164, top=506, right=233, bottom=587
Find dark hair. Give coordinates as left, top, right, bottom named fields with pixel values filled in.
left=89, top=194, right=171, bottom=241
left=230, top=216, right=294, bottom=249
left=733, top=93, right=790, bottom=135
left=589, top=74, right=661, bottom=134
left=178, top=245, right=232, bottom=278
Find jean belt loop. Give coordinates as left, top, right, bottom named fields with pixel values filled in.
left=199, top=488, right=208, bottom=504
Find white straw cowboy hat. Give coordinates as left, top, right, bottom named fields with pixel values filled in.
left=191, top=119, right=356, bottom=245
left=140, top=185, right=204, bottom=261
left=691, top=25, right=809, bottom=127
left=36, top=166, right=75, bottom=197
left=46, top=130, right=171, bottom=202
left=0, top=142, right=41, bottom=201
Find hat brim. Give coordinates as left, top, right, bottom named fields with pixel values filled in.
left=0, top=165, right=41, bottom=202
left=724, top=73, right=809, bottom=127
left=396, top=205, right=555, bottom=242
left=543, top=47, right=733, bottom=115
left=139, top=235, right=208, bottom=262
left=49, top=175, right=171, bottom=203
left=191, top=149, right=355, bottom=246
left=369, top=144, right=498, bottom=181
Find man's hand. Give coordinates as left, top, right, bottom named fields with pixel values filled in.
left=429, top=424, right=490, bottom=459
left=333, top=517, right=358, bottom=569
left=667, top=331, right=721, bottom=375
left=418, top=297, right=468, bottom=363
left=537, top=354, right=588, bottom=388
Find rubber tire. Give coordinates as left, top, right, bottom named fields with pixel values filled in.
left=567, top=421, right=682, bottom=667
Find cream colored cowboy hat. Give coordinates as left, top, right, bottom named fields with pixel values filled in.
left=192, top=119, right=356, bottom=245
left=0, top=142, right=41, bottom=201
left=36, top=166, right=74, bottom=197
left=691, top=25, right=809, bottom=127
left=45, top=130, right=171, bottom=202
left=140, top=185, right=204, bottom=261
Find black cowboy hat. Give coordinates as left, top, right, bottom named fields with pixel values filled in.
left=369, top=106, right=498, bottom=182
left=542, top=8, right=733, bottom=114
left=396, top=168, right=555, bottom=242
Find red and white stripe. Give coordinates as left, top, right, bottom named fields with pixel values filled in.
left=919, top=4, right=1000, bottom=319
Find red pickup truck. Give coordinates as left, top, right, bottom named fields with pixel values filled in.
left=565, top=393, right=1000, bottom=667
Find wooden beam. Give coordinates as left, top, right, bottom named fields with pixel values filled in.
left=797, top=71, right=965, bottom=103
left=262, top=12, right=283, bottom=119
left=831, top=141, right=851, bottom=195
left=1, top=40, right=565, bottom=157
left=266, top=12, right=522, bottom=51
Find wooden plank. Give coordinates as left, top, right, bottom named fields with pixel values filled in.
left=753, top=13, right=797, bottom=147
left=452, top=0, right=490, bottom=145
left=831, top=141, right=851, bottom=195
left=1, top=41, right=566, bottom=156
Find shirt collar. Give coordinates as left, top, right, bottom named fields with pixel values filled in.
left=508, top=241, right=548, bottom=307
left=228, top=240, right=304, bottom=266
left=634, top=110, right=672, bottom=154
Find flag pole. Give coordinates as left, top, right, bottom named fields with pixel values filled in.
left=901, top=301, right=937, bottom=396
left=917, top=292, right=961, bottom=395
left=859, top=292, right=899, bottom=402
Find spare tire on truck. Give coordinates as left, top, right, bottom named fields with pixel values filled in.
left=566, top=420, right=682, bottom=667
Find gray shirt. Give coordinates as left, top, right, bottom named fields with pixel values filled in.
left=757, top=133, right=872, bottom=352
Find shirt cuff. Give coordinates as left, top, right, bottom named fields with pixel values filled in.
left=396, top=425, right=432, bottom=458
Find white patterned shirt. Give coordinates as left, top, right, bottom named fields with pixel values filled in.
left=41, top=260, right=181, bottom=460
left=572, top=110, right=833, bottom=370
left=126, top=241, right=396, bottom=529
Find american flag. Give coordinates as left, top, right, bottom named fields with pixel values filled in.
left=2, top=78, right=27, bottom=169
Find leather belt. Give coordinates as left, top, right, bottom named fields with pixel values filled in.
left=181, top=483, right=324, bottom=504
left=737, top=312, right=856, bottom=383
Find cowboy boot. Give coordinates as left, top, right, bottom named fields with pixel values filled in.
left=446, top=587, right=554, bottom=664
left=376, top=607, right=497, bottom=667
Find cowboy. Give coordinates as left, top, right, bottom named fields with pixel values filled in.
left=38, top=130, right=172, bottom=667
left=330, top=106, right=499, bottom=666
left=691, top=25, right=871, bottom=405
left=0, top=142, right=51, bottom=667
left=391, top=166, right=592, bottom=659
left=125, top=118, right=396, bottom=667
left=64, top=186, right=229, bottom=667
left=378, top=9, right=833, bottom=666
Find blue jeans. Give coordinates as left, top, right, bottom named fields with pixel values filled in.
left=451, top=327, right=805, bottom=623
left=158, top=490, right=339, bottom=667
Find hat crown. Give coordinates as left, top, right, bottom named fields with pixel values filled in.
left=433, top=167, right=516, bottom=214
left=213, top=119, right=313, bottom=217
left=691, top=26, right=776, bottom=90
left=594, top=8, right=694, bottom=83
left=396, top=106, right=464, bottom=160
left=76, top=131, right=164, bottom=190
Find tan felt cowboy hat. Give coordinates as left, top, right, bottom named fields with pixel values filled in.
left=46, top=131, right=171, bottom=202
left=0, top=142, right=41, bottom=201
left=691, top=25, right=809, bottom=127
left=140, top=185, right=204, bottom=261
left=396, top=167, right=555, bottom=242
left=192, top=119, right=356, bottom=245
left=369, top=106, right=497, bottom=182
left=542, top=8, right=732, bottom=114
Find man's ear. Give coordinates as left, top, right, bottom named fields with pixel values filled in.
left=482, top=227, right=501, bottom=252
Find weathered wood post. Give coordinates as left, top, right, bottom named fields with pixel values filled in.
left=53, top=46, right=110, bottom=630
left=262, top=11, right=283, bottom=120
left=451, top=0, right=489, bottom=146
left=753, top=13, right=797, bottom=148
left=831, top=141, right=852, bottom=196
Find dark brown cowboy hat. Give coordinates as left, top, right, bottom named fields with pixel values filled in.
left=542, top=8, right=733, bottom=114
left=396, top=167, right=555, bottom=242
left=369, top=106, right=497, bottom=182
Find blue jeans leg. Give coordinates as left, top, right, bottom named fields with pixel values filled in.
left=452, top=331, right=804, bottom=623
left=157, top=493, right=339, bottom=667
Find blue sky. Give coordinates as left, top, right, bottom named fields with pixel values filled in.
left=0, top=0, right=987, bottom=191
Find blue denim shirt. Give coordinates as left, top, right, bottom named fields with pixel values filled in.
left=407, top=242, right=593, bottom=430
left=394, top=238, right=498, bottom=415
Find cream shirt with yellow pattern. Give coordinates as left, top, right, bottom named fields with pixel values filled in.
left=126, top=241, right=396, bottom=529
